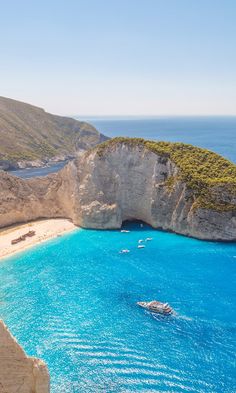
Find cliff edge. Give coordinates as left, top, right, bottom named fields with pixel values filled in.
left=0, top=138, right=236, bottom=241
left=0, top=320, right=49, bottom=393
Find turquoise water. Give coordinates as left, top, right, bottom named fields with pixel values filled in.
left=0, top=223, right=236, bottom=392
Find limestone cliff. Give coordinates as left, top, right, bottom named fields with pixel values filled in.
left=0, top=138, right=236, bottom=241
left=0, top=320, right=49, bottom=393
left=0, top=164, right=76, bottom=228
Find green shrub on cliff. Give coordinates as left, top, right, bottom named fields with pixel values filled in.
left=94, top=137, right=236, bottom=211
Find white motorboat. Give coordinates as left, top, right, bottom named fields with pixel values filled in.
left=137, top=300, right=173, bottom=315
left=119, top=249, right=130, bottom=253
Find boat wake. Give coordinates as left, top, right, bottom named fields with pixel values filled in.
left=174, top=313, right=193, bottom=322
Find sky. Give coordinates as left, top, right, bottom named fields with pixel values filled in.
left=0, top=0, right=236, bottom=116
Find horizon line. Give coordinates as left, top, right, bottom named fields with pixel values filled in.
left=72, top=114, right=236, bottom=119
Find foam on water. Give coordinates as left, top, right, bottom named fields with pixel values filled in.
left=0, top=223, right=235, bottom=392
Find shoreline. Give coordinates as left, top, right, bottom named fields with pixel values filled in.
left=0, top=219, right=77, bottom=261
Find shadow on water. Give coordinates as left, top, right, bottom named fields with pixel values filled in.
left=121, top=219, right=152, bottom=232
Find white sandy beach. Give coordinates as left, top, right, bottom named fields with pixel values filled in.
left=0, top=219, right=77, bottom=260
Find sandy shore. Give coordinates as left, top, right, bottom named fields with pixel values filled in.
left=0, top=219, right=77, bottom=260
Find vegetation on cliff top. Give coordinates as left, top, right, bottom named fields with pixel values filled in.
left=94, top=137, right=236, bottom=211
left=0, top=96, right=107, bottom=163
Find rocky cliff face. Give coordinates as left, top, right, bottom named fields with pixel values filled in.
left=0, top=168, right=73, bottom=228
left=0, top=320, right=49, bottom=393
left=0, top=139, right=236, bottom=241
left=71, top=142, right=236, bottom=241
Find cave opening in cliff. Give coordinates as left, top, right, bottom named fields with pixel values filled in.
left=121, top=219, right=150, bottom=230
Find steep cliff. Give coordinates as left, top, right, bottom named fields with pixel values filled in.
left=0, top=320, right=49, bottom=393
left=0, top=138, right=236, bottom=241
left=72, top=138, right=236, bottom=240
left=0, top=164, right=76, bottom=228
left=0, top=96, right=108, bottom=168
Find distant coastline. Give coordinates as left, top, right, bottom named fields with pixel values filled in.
left=0, top=96, right=107, bottom=173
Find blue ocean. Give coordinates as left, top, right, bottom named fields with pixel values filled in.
left=0, top=223, right=236, bottom=392
left=85, top=116, right=236, bottom=164
left=1, top=117, right=236, bottom=392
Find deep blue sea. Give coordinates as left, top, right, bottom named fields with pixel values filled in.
left=0, top=223, right=236, bottom=392
left=82, top=116, right=236, bottom=164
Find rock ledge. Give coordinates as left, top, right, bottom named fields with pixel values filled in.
left=0, top=320, right=49, bottom=393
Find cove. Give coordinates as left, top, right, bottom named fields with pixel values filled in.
left=0, top=223, right=235, bottom=392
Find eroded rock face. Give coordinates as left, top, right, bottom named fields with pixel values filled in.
left=72, top=143, right=236, bottom=240
left=0, top=141, right=236, bottom=241
left=0, top=163, right=76, bottom=228
left=0, top=320, right=49, bottom=393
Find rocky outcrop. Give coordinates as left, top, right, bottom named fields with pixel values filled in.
left=0, top=163, right=76, bottom=228
left=71, top=141, right=236, bottom=241
left=0, top=320, right=49, bottom=393
left=0, top=138, right=236, bottom=241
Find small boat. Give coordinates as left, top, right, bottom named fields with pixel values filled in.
left=121, top=230, right=130, bottom=233
left=145, top=237, right=153, bottom=241
left=140, top=223, right=143, bottom=228
left=138, top=245, right=145, bottom=249
left=137, top=300, right=173, bottom=315
left=119, top=249, right=130, bottom=254
left=138, top=239, right=144, bottom=243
